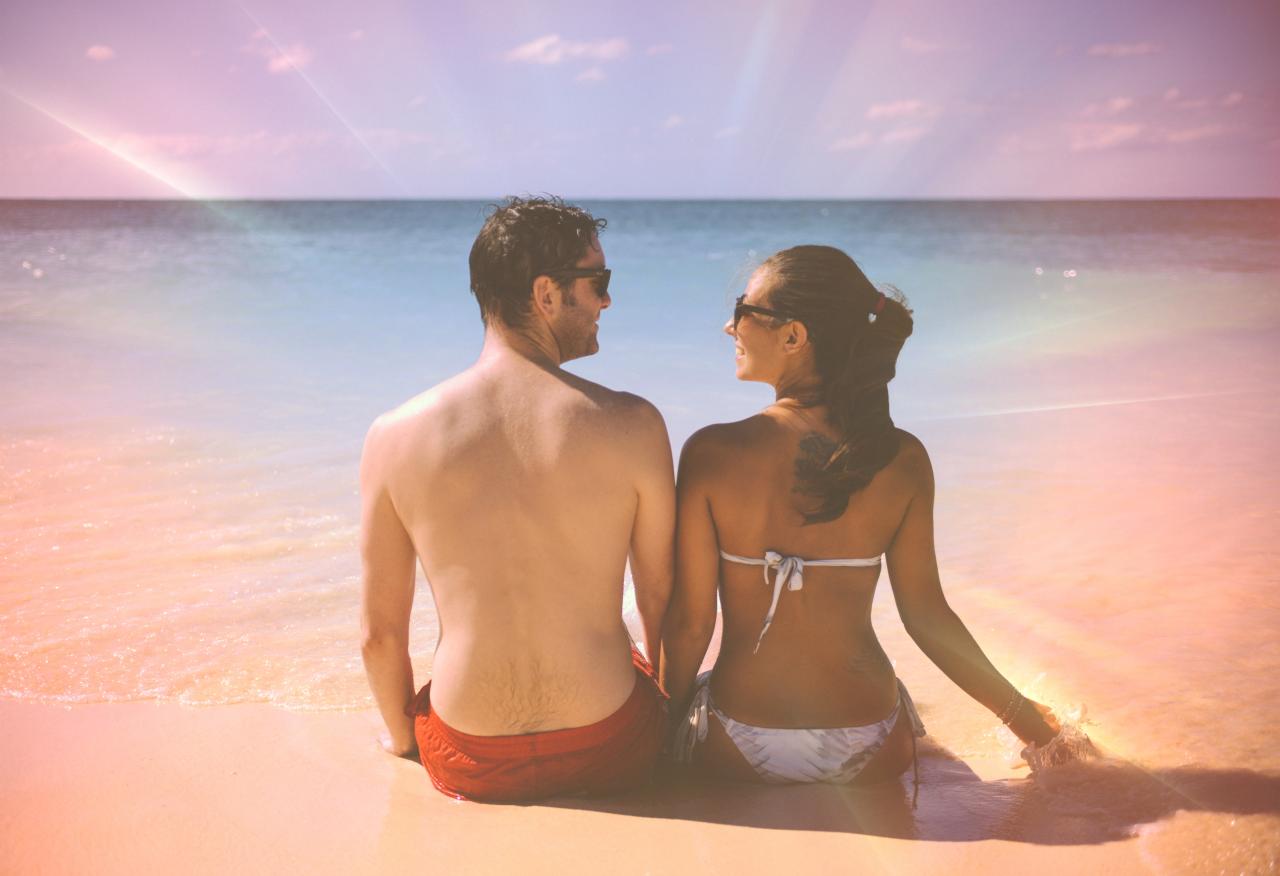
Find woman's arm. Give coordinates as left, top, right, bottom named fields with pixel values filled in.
left=886, top=437, right=1059, bottom=746
left=660, top=429, right=722, bottom=722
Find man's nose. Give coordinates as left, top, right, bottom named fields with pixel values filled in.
left=599, top=290, right=612, bottom=310
left=723, top=319, right=735, bottom=337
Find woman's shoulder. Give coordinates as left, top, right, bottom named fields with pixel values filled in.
left=679, top=415, right=773, bottom=471
left=684, top=414, right=776, bottom=450
left=888, top=428, right=935, bottom=486
left=892, top=427, right=928, bottom=458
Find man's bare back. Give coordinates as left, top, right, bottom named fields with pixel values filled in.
left=360, top=198, right=673, bottom=769
left=365, top=351, right=671, bottom=734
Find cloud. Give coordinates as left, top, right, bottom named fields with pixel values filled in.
left=714, top=126, right=741, bottom=140
left=829, top=132, right=872, bottom=151
left=576, top=66, right=606, bottom=83
left=866, top=99, right=932, bottom=120
left=1069, top=123, right=1143, bottom=151
left=900, top=37, right=942, bottom=54
left=646, top=43, right=674, bottom=56
left=1163, top=125, right=1225, bottom=144
left=997, top=133, right=1047, bottom=156
left=85, top=45, right=115, bottom=62
left=1221, top=91, right=1244, bottom=107
left=881, top=126, right=929, bottom=145
left=1163, top=87, right=1217, bottom=110
left=1082, top=96, right=1134, bottom=117
left=504, top=34, right=629, bottom=65
left=1087, top=42, right=1160, bottom=57
left=94, top=127, right=435, bottom=159
left=99, top=130, right=335, bottom=160
left=267, top=47, right=312, bottom=74
left=358, top=128, right=434, bottom=150
left=662, top=114, right=684, bottom=129
left=349, top=29, right=365, bottom=41
left=407, top=95, right=426, bottom=108
left=245, top=30, right=313, bottom=74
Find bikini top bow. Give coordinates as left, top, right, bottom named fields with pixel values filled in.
left=753, top=551, right=805, bottom=652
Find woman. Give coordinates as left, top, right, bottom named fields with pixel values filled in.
left=661, top=245, right=1060, bottom=792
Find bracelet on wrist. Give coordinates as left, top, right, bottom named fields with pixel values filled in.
left=996, top=690, right=1026, bottom=726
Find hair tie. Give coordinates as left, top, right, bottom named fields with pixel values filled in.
left=872, top=292, right=886, bottom=315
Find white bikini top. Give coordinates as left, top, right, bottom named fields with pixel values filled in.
left=719, top=549, right=882, bottom=653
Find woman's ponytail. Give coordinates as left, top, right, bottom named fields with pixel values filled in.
left=757, top=247, right=913, bottom=524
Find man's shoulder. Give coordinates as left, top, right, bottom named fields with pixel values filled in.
left=562, top=377, right=664, bottom=430
left=603, top=388, right=665, bottom=426
left=363, top=372, right=477, bottom=457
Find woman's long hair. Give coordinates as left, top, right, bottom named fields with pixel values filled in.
left=757, top=245, right=914, bottom=524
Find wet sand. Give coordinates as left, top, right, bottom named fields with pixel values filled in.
left=1, top=699, right=1168, bottom=875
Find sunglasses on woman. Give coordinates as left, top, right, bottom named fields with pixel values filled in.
left=733, top=294, right=797, bottom=330
left=551, top=268, right=612, bottom=298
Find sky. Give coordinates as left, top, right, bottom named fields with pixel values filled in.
left=1, top=0, right=1277, bottom=199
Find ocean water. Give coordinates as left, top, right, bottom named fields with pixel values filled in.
left=2, top=200, right=1278, bottom=863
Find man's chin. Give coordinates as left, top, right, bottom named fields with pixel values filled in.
left=562, top=340, right=600, bottom=362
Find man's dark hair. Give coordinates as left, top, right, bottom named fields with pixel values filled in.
left=468, top=195, right=607, bottom=327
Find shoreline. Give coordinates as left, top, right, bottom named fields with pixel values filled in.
left=0, top=699, right=1163, bottom=875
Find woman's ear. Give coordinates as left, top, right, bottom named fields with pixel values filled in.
left=783, top=320, right=809, bottom=354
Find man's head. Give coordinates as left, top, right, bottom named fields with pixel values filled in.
left=469, top=196, right=610, bottom=360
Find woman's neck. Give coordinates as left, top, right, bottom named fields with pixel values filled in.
left=773, top=373, right=823, bottom=406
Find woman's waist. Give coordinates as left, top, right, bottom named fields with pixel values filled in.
left=708, top=647, right=899, bottom=728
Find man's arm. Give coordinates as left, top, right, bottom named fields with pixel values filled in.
left=626, top=399, right=676, bottom=675
left=359, top=418, right=420, bottom=757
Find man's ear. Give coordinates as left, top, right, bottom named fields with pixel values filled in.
left=783, top=320, right=809, bottom=354
left=530, top=275, right=560, bottom=320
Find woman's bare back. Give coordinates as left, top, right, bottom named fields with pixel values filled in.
left=690, top=406, right=923, bottom=728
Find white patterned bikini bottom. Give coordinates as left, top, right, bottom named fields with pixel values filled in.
left=673, top=671, right=926, bottom=792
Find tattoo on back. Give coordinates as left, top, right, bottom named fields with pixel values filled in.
left=794, top=432, right=837, bottom=497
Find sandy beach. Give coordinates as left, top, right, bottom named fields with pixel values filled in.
left=0, top=699, right=1177, bottom=875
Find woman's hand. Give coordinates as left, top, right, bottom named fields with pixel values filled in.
left=1008, top=698, right=1061, bottom=747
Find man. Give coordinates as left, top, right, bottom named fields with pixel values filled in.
left=359, top=196, right=674, bottom=802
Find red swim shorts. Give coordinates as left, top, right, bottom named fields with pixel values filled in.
left=411, top=647, right=668, bottom=802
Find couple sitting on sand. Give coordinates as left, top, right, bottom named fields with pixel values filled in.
left=359, top=195, right=1062, bottom=803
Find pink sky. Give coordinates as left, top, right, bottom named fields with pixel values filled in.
left=1, top=0, right=1277, bottom=198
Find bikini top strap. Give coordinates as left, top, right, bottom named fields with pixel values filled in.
left=719, top=550, right=883, bottom=652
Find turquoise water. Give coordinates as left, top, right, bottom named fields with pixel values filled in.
left=4, top=199, right=1277, bottom=444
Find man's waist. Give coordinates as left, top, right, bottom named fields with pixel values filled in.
left=426, top=636, right=638, bottom=736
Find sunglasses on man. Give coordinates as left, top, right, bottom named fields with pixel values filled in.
left=733, top=294, right=797, bottom=330
left=550, top=268, right=612, bottom=298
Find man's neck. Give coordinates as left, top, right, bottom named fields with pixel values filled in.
left=478, top=323, right=563, bottom=369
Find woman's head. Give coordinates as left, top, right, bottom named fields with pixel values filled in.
left=730, top=245, right=914, bottom=523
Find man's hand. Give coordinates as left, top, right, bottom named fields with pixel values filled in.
left=379, top=731, right=420, bottom=762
